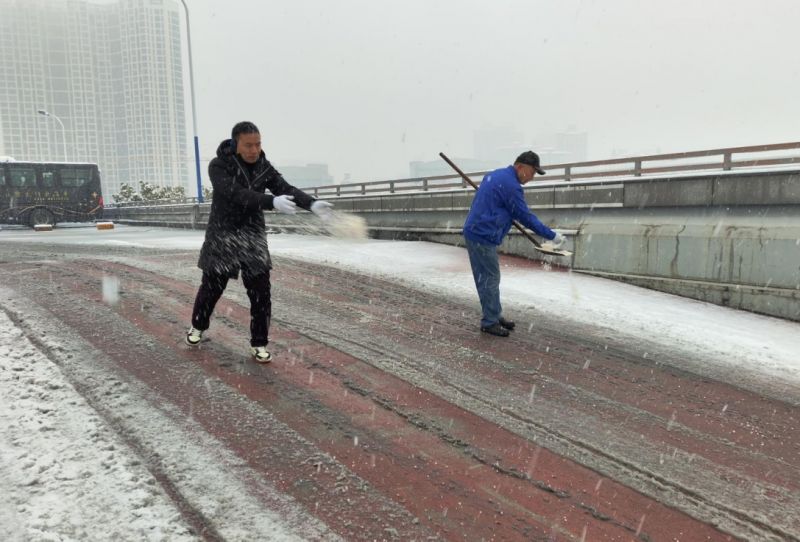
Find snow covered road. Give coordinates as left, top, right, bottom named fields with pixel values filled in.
left=1, top=225, right=798, bottom=541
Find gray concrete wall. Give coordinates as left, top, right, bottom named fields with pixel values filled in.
left=104, top=169, right=800, bottom=321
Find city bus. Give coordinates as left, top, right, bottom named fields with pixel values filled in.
left=0, top=160, right=104, bottom=227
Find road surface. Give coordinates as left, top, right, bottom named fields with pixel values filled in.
left=0, top=233, right=797, bottom=541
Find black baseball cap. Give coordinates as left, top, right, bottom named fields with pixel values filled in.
left=515, top=151, right=546, bottom=175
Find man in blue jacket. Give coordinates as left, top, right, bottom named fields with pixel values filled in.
left=463, top=151, right=564, bottom=337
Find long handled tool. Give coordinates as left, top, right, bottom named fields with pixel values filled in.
left=439, top=152, right=572, bottom=257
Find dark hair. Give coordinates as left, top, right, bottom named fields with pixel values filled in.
left=231, top=121, right=259, bottom=142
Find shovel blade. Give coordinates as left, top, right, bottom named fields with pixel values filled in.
left=536, top=243, right=572, bottom=257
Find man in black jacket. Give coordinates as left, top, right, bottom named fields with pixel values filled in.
left=185, top=121, right=333, bottom=362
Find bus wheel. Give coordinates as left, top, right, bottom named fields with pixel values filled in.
left=29, top=207, right=55, bottom=228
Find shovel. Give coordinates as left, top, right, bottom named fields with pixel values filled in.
left=439, top=152, right=572, bottom=257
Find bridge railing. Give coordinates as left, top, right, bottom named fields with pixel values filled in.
left=105, top=142, right=800, bottom=207
left=306, top=142, right=800, bottom=198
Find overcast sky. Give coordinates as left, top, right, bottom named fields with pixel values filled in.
left=183, top=0, right=800, bottom=182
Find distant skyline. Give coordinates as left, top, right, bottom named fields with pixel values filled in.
left=187, top=1, right=794, bottom=183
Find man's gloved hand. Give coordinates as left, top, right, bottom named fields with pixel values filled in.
left=550, top=231, right=565, bottom=248
left=272, top=195, right=297, bottom=215
left=311, top=200, right=334, bottom=220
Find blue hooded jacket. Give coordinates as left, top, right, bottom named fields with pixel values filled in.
left=463, top=165, right=556, bottom=246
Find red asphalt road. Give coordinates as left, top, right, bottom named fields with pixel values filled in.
left=1, top=247, right=798, bottom=541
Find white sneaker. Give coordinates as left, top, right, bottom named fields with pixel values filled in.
left=185, top=326, right=203, bottom=346
left=250, top=346, right=272, bottom=363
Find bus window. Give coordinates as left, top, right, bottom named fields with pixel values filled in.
left=0, top=168, right=5, bottom=186
left=9, top=166, right=36, bottom=187
left=42, top=170, right=56, bottom=187
left=60, top=168, right=89, bottom=187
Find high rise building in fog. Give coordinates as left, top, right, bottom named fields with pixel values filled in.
left=0, top=0, right=187, bottom=200
left=278, top=163, right=334, bottom=189
left=473, top=125, right=589, bottom=169
left=473, top=125, right=526, bottom=165
left=531, top=128, right=588, bottom=166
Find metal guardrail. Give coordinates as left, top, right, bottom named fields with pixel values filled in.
left=305, top=142, right=800, bottom=198
left=105, top=142, right=800, bottom=207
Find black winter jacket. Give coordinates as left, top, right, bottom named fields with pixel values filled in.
left=197, top=139, right=315, bottom=278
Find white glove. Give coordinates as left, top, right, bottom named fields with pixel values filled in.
left=272, top=195, right=297, bottom=215
left=550, top=231, right=565, bottom=248
left=311, top=200, right=334, bottom=220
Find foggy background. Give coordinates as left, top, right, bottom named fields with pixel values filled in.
left=184, top=0, right=800, bottom=182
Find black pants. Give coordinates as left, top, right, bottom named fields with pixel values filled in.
left=191, top=269, right=271, bottom=347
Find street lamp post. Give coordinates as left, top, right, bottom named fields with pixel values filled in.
left=179, top=0, right=203, bottom=203
left=37, top=109, right=67, bottom=162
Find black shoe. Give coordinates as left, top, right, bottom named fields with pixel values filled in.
left=481, top=323, right=510, bottom=337
left=499, top=317, right=515, bottom=331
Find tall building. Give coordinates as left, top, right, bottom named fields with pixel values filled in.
left=409, top=158, right=500, bottom=179
left=0, top=0, right=187, bottom=201
left=472, top=125, right=589, bottom=169
left=278, top=163, right=334, bottom=188
left=531, top=127, right=589, bottom=166
left=473, top=125, right=527, bottom=164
